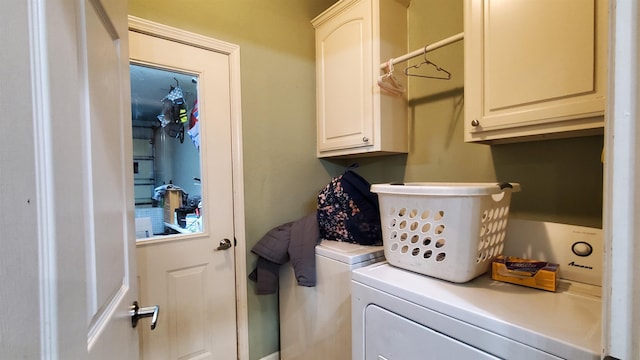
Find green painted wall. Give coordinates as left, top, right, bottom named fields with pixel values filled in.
left=128, top=1, right=338, bottom=359
left=348, top=0, right=603, bottom=229
left=129, top=1, right=603, bottom=359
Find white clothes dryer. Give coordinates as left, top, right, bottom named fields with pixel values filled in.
left=280, top=240, right=385, bottom=360
left=351, top=220, right=602, bottom=360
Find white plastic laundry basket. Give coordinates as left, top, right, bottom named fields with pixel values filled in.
left=371, top=182, right=520, bottom=283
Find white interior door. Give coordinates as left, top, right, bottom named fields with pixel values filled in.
left=129, top=25, right=239, bottom=360
left=26, top=0, right=139, bottom=358
left=83, top=0, right=140, bottom=357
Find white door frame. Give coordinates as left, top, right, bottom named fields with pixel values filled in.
left=602, top=1, right=640, bottom=359
left=127, top=16, right=249, bottom=360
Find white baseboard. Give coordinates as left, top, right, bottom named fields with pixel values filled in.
left=259, top=352, right=279, bottom=360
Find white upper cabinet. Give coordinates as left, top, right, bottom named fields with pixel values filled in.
left=464, top=0, right=607, bottom=143
left=312, top=0, right=409, bottom=158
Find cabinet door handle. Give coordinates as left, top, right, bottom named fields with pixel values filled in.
left=362, top=136, right=369, bottom=143
left=471, top=119, right=480, bottom=127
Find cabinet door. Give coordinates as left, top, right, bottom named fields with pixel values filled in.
left=316, top=0, right=374, bottom=153
left=464, top=0, right=607, bottom=143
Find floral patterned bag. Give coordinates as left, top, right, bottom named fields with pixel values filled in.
left=317, top=167, right=382, bottom=246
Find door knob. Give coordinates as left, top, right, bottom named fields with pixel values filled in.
left=130, top=301, right=159, bottom=330
left=215, top=238, right=233, bottom=251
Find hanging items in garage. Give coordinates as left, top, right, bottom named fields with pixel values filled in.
left=187, top=99, right=200, bottom=150
left=157, top=78, right=187, bottom=143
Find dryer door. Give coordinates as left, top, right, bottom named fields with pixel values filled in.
left=365, top=305, right=499, bottom=359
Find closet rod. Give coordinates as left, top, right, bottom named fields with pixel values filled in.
left=379, top=32, right=464, bottom=70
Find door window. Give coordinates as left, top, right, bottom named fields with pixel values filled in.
left=130, top=63, right=203, bottom=237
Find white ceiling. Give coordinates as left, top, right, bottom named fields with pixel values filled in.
left=129, top=64, right=198, bottom=128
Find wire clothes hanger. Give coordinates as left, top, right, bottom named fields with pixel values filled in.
left=404, top=45, right=451, bottom=80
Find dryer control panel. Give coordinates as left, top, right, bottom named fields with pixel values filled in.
left=504, top=219, right=602, bottom=288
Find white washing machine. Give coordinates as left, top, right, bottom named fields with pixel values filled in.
left=280, top=240, right=385, bottom=360
left=351, top=220, right=603, bottom=360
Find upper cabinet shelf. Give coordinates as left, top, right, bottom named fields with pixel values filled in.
left=312, top=0, right=410, bottom=158
left=464, top=0, right=608, bottom=143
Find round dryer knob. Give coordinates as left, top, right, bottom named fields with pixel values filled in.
left=571, top=241, right=593, bottom=257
